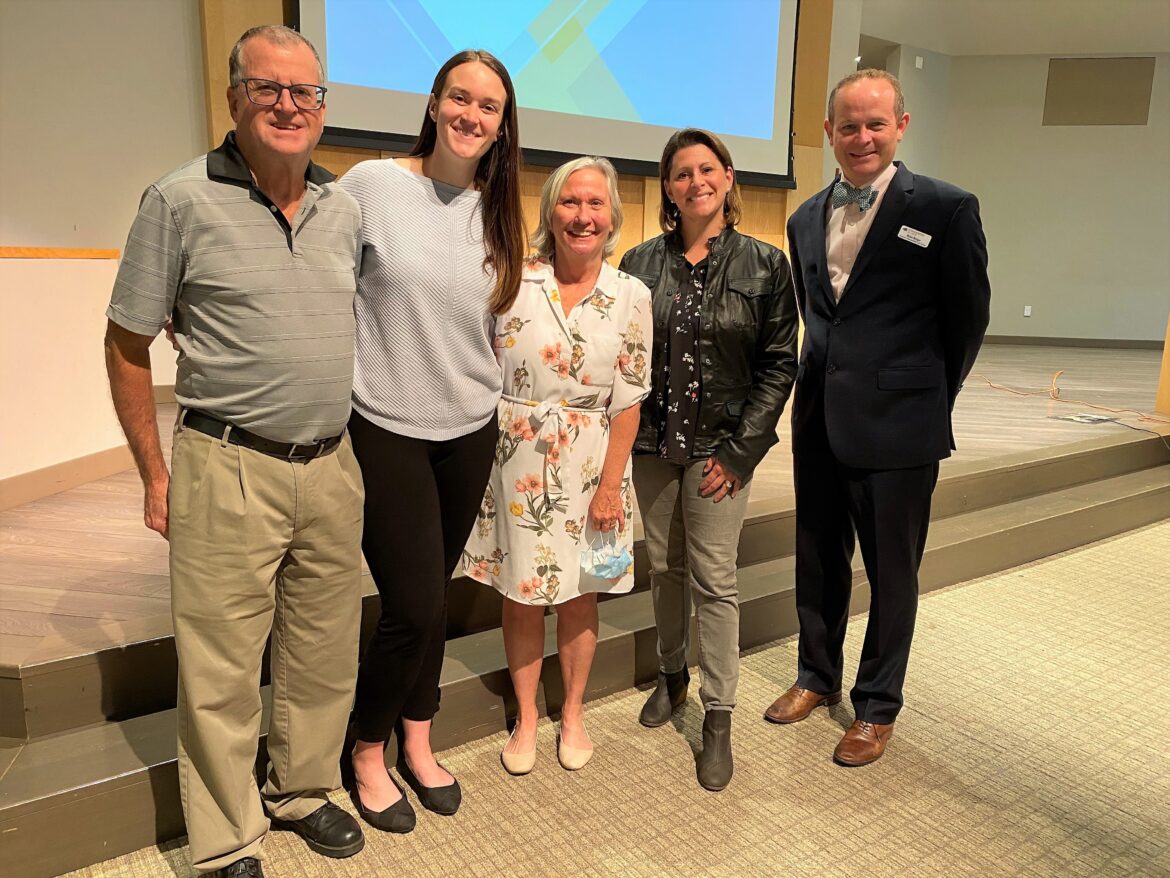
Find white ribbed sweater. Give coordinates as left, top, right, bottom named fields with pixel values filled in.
left=339, top=159, right=502, bottom=440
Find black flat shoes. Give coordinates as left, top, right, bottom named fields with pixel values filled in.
left=396, top=755, right=462, bottom=816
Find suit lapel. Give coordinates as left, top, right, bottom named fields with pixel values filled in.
left=841, top=162, right=914, bottom=298
left=808, top=184, right=836, bottom=312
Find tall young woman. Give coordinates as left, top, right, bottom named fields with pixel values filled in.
left=337, top=50, right=525, bottom=831
left=462, top=156, right=651, bottom=775
left=619, top=129, right=798, bottom=792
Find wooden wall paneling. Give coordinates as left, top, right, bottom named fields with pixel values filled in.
left=784, top=0, right=835, bottom=221
left=738, top=185, right=787, bottom=251
left=520, top=166, right=550, bottom=243
left=792, top=0, right=834, bottom=149
left=787, top=143, right=827, bottom=229
left=613, top=174, right=646, bottom=265
left=642, top=177, right=662, bottom=243
left=199, top=0, right=285, bottom=149
left=311, top=144, right=381, bottom=178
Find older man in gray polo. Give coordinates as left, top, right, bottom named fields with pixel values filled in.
left=105, top=26, right=364, bottom=878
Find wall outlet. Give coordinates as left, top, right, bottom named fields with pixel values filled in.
left=1023, top=305, right=1033, bottom=317
left=915, top=55, right=924, bottom=69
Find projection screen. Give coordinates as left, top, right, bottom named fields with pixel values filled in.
left=299, top=0, right=800, bottom=186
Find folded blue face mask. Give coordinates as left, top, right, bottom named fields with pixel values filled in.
left=580, top=531, right=634, bottom=581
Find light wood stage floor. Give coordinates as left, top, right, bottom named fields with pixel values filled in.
left=1, top=344, right=1166, bottom=672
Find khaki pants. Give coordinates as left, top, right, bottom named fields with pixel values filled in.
left=632, top=456, right=752, bottom=712
left=169, top=425, right=364, bottom=874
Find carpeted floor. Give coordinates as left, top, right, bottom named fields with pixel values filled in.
left=64, top=521, right=1170, bottom=878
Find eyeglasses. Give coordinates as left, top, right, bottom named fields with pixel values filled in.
left=238, top=78, right=327, bottom=110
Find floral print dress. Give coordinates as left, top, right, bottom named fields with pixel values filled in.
left=462, top=260, right=653, bottom=605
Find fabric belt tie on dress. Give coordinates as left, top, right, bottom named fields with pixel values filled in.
left=502, top=394, right=607, bottom=438
left=181, top=409, right=343, bottom=462
left=501, top=394, right=607, bottom=477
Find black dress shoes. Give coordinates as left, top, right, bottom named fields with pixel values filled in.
left=696, top=709, right=733, bottom=792
left=270, top=801, right=365, bottom=858
left=397, top=754, right=462, bottom=816
left=639, top=667, right=690, bottom=728
left=211, top=859, right=263, bottom=878
left=349, top=770, right=417, bottom=834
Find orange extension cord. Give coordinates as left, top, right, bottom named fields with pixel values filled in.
left=969, top=369, right=1170, bottom=449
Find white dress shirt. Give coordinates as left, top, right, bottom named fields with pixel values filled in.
left=825, top=161, right=898, bottom=302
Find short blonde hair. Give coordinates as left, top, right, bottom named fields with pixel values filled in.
left=530, top=156, right=624, bottom=261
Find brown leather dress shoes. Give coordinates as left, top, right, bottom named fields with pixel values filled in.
left=833, top=720, right=894, bottom=766
left=763, top=685, right=842, bottom=724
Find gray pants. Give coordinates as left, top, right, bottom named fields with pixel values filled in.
left=632, top=456, right=752, bottom=712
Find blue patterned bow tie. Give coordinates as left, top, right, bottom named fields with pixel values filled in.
left=831, top=179, right=877, bottom=212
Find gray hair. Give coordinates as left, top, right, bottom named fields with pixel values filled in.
left=228, top=25, right=324, bottom=87
left=827, top=68, right=905, bottom=123
left=530, top=156, right=625, bottom=261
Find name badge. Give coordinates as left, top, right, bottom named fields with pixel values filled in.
left=898, top=225, right=932, bottom=248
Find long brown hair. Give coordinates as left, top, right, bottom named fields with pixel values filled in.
left=657, top=128, right=743, bottom=234
left=411, top=50, right=525, bottom=315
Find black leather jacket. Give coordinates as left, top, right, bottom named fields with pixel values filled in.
left=618, top=227, right=799, bottom=479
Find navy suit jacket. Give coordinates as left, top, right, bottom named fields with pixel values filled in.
left=786, top=162, right=991, bottom=469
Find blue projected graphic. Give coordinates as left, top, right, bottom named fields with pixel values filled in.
left=326, top=0, right=781, bottom=140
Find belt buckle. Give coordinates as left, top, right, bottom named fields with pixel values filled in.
left=287, top=438, right=328, bottom=461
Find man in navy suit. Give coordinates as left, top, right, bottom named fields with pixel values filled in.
left=765, top=70, right=990, bottom=765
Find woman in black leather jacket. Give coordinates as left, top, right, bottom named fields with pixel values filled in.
left=618, top=128, right=798, bottom=791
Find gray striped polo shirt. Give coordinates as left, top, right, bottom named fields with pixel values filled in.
left=339, top=159, right=501, bottom=442
left=107, top=133, right=362, bottom=444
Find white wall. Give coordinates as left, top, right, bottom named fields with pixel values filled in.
left=0, top=0, right=203, bottom=393
left=0, top=259, right=128, bottom=479
left=0, top=0, right=208, bottom=250
left=943, top=54, right=1170, bottom=341
left=887, top=44, right=951, bottom=179
left=823, top=0, right=864, bottom=185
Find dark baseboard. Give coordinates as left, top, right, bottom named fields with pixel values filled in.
left=984, top=335, right=1163, bottom=350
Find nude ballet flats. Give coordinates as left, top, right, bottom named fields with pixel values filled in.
left=556, top=725, right=593, bottom=771
left=501, top=729, right=537, bottom=776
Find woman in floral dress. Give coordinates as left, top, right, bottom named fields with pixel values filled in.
left=463, top=156, right=652, bottom=774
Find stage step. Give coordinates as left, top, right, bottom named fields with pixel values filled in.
left=2, top=443, right=1168, bottom=878
left=4, top=433, right=1165, bottom=744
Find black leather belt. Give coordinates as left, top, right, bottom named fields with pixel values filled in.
left=182, top=410, right=343, bottom=462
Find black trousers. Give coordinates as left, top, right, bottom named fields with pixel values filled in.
left=793, top=430, right=938, bottom=725
left=348, top=410, right=497, bottom=743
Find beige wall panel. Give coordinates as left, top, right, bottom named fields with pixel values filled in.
left=1043, top=57, right=1156, bottom=126
left=793, top=0, right=834, bottom=148
left=200, top=0, right=285, bottom=148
